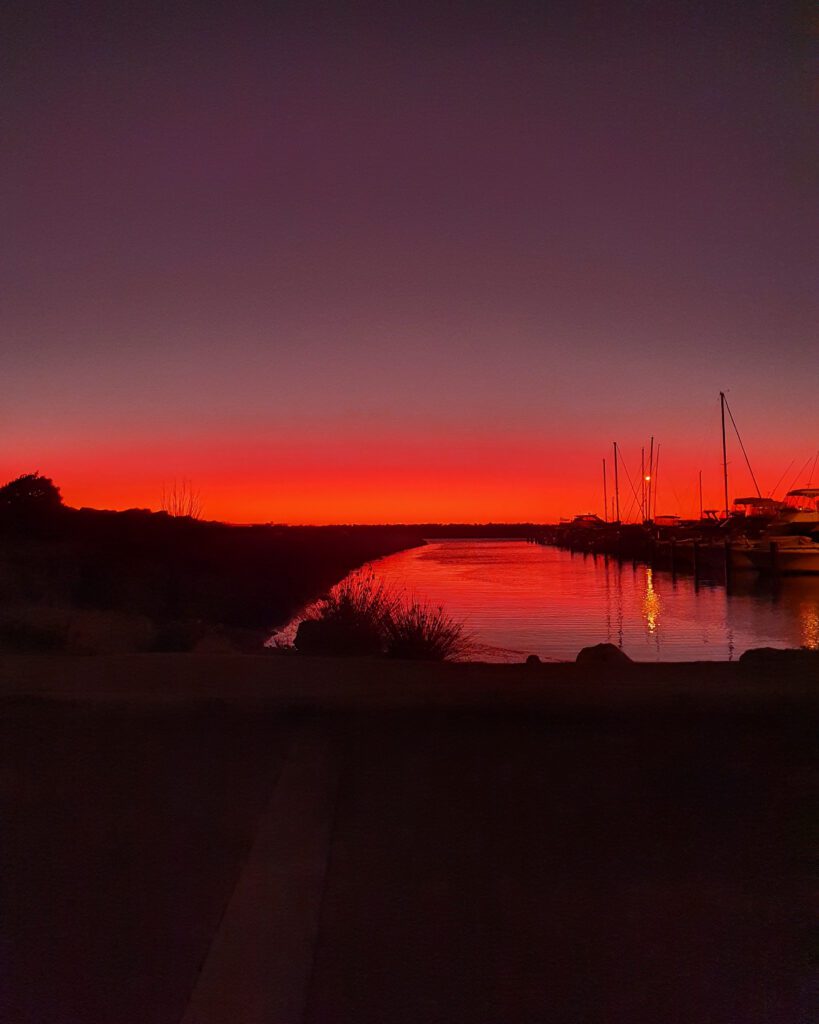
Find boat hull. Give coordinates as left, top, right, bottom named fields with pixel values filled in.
left=747, top=546, right=819, bottom=574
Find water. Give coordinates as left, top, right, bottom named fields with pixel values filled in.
left=277, top=539, right=819, bottom=662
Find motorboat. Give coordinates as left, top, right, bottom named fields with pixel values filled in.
left=746, top=533, right=819, bottom=574
left=780, top=488, right=819, bottom=527
left=739, top=490, right=819, bottom=574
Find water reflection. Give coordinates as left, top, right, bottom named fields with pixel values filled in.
left=641, top=567, right=661, bottom=635
left=277, top=540, right=819, bottom=663
left=801, top=606, right=819, bottom=650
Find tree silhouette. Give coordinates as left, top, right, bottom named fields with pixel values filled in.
left=0, top=472, right=63, bottom=513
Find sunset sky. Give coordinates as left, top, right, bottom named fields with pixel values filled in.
left=3, top=1, right=816, bottom=523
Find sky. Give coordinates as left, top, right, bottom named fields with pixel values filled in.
left=2, top=0, right=816, bottom=523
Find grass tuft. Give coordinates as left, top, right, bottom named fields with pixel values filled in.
left=296, top=571, right=470, bottom=661
left=384, top=599, right=473, bottom=661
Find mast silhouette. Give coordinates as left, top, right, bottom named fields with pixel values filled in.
left=653, top=444, right=660, bottom=519
left=613, top=442, right=621, bottom=523
left=641, top=447, right=645, bottom=521
left=720, top=391, right=729, bottom=518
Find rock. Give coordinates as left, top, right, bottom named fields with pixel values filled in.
left=739, top=647, right=819, bottom=668
left=525, top=654, right=542, bottom=665
left=575, top=643, right=632, bottom=665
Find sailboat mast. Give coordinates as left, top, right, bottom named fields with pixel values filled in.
left=613, top=442, right=621, bottom=523
left=647, top=436, right=654, bottom=521
left=602, top=458, right=608, bottom=522
left=641, top=447, right=645, bottom=521
left=698, top=470, right=703, bottom=520
left=653, top=444, right=660, bottom=519
left=720, top=391, right=729, bottom=518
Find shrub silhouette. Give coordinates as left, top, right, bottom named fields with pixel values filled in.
left=295, top=571, right=470, bottom=661
left=384, top=600, right=472, bottom=661
left=160, top=480, right=204, bottom=519
left=0, top=473, right=64, bottom=533
left=0, top=473, right=62, bottom=512
left=295, top=570, right=397, bottom=655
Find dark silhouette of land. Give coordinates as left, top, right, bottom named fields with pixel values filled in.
left=0, top=474, right=430, bottom=651
left=1, top=654, right=815, bottom=1023
left=0, top=474, right=550, bottom=653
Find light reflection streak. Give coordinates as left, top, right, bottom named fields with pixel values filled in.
left=800, top=604, right=819, bottom=650
left=642, top=567, right=661, bottom=635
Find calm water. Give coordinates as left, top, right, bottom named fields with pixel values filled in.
left=277, top=540, right=819, bottom=662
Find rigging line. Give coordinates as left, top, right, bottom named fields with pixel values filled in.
left=623, top=463, right=646, bottom=524
left=806, top=449, right=819, bottom=488
left=618, top=444, right=642, bottom=520
left=723, top=394, right=761, bottom=497
left=768, top=458, right=795, bottom=499
left=618, top=451, right=643, bottom=510
left=786, top=453, right=815, bottom=495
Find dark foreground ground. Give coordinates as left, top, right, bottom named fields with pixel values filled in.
left=1, top=655, right=816, bottom=1024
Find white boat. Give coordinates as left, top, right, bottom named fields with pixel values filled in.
left=732, top=490, right=819, bottom=574
left=746, top=534, right=819, bottom=574
left=780, top=488, right=819, bottom=527
left=728, top=498, right=790, bottom=570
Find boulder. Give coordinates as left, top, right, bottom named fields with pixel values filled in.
left=576, top=643, right=632, bottom=665
left=525, top=654, right=542, bottom=665
left=739, top=647, right=819, bottom=669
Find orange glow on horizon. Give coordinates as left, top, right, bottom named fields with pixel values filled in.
left=1, top=428, right=806, bottom=526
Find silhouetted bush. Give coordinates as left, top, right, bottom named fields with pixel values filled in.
left=160, top=480, right=204, bottom=519
left=384, top=600, right=472, bottom=661
left=0, top=473, right=62, bottom=512
left=295, top=571, right=396, bottom=655
left=294, top=572, right=470, bottom=661
left=0, top=473, right=64, bottom=534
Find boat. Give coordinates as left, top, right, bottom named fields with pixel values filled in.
left=740, top=490, right=819, bottom=574
left=727, top=497, right=791, bottom=569
left=746, top=534, right=819, bottom=574
left=780, top=488, right=819, bottom=527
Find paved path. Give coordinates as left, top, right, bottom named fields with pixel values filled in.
left=180, top=722, right=339, bottom=1024
left=1, top=655, right=816, bottom=1023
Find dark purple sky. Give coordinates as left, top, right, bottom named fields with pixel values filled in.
left=2, top=1, right=816, bottom=521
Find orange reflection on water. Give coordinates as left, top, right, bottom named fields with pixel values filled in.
left=641, top=567, right=661, bottom=635
left=800, top=605, right=819, bottom=650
